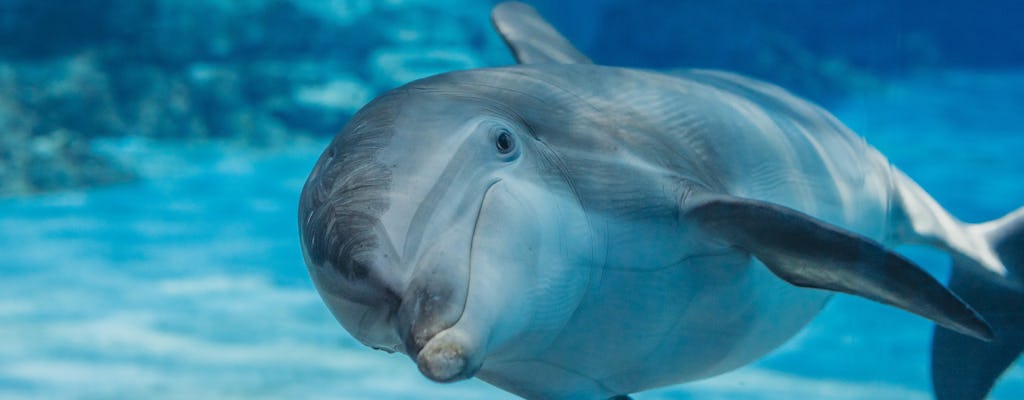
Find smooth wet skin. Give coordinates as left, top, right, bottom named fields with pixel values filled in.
left=300, top=83, right=600, bottom=384
left=299, top=2, right=1024, bottom=399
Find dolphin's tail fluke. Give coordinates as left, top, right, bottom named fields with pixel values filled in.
left=931, top=206, right=1024, bottom=400
left=887, top=169, right=1023, bottom=399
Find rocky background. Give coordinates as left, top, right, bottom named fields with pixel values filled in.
left=1, top=0, right=1019, bottom=196
left=0, top=0, right=509, bottom=195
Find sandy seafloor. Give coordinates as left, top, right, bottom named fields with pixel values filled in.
left=2, top=69, right=1023, bottom=399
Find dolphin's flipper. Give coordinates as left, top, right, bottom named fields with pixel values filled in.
left=684, top=194, right=994, bottom=341
left=490, top=2, right=592, bottom=64
left=932, top=207, right=1024, bottom=400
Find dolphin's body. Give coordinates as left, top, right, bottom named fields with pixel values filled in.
left=299, top=3, right=1024, bottom=399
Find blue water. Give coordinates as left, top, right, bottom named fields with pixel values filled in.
left=3, top=1, right=1024, bottom=399
left=2, top=70, right=1022, bottom=399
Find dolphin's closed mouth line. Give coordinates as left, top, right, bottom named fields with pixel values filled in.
left=413, top=178, right=501, bottom=360
left=467, top=178, right=501, bottom=293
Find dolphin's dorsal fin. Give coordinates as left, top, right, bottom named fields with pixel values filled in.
left=682, top=193, right=994, bottom=342
left=490, top=2, right=592, bottom=64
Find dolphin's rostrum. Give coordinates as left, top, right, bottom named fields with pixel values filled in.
left=299, top=2, right=1024, bottom=399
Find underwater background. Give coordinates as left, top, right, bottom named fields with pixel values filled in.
left=1, top=0, right=1022, bottom=398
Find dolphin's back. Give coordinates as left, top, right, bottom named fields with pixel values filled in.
left=547, top=65, right=1024, bottom=400
left=517, top=64, right=897, bottom=239
left=676, top=69, right=893, bottom=227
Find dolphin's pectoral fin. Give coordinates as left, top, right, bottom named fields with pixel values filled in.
left=490, top=2, right=592, bottom=65
left=683, top=194, right=994, bottom=341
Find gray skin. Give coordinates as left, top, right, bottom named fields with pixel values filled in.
left=299, top=3, right=1023, bottom=400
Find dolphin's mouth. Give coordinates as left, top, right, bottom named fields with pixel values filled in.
left=403, top=178, right=501, bottom=382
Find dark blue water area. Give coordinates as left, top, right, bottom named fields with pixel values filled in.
left=537, top=0, right=1024, bottom=72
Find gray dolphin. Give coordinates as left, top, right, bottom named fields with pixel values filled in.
left=298, top=2, right=1024, bottom=399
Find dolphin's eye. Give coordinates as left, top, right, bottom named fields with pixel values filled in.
left=496, top=130, right=515, bottom=154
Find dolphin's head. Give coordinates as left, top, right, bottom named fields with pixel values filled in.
left=298, top=69, right=598, bottom=382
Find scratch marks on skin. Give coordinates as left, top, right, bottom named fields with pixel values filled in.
left=299, top=91, right=403, bottom=286
left=602, top=249, right=740, bottom=273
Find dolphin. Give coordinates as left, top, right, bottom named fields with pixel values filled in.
left=298, top=2, right=1024, bottom=399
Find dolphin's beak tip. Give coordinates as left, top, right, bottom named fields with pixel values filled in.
left=415, top=330, right=479, bottom=383
left=417, top=351, right=466, bottom=382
